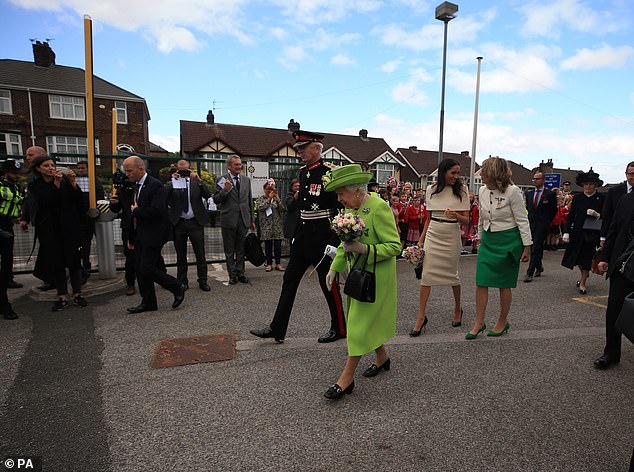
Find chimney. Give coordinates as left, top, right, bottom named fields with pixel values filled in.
left=461, top=151, right=470, bottom=156
left=359, top=129, right=368, bottom=140
left=287, top=119, right=300, bottom=134
left=32, top=41, right=56, bottom=67
left=206, top=110, right=215, bottom=127
left=409, top=146, right=418, bottom=152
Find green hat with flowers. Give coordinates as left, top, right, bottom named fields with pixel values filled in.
left=322, top=164, right=373, bottom=192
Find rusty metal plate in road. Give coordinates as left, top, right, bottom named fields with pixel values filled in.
left=151, top=334, right=236, bottom=369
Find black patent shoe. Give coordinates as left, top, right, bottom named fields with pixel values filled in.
left=324, top=381, right=354, bottom=400
left=452, top=309, right=463, bottom=327
left=362, top=359, right=391, bottom=378
left=73, top=295, right=88, bottom=307
left=249, top=327, right=284, bottom=343
left=594, top=354, right=619, bottom=370
left=172, top=284, right=186, bottom=309
left=52, top=299, right=69, bottom=312
left=3, top=309, right=18, bottom=320
left=409, top=317, right=428, bottom=336
left=318, top=330, right=345, bottom=343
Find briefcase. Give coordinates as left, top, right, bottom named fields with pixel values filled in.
left=615, top=292, right=634, bottom=344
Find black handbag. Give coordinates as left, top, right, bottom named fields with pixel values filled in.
left=582, top=217, right=602, bottom=232
left=344, top=244, right=376, bottom=303
left=244, top=232, right=266, bottom=267
left=615, top=291, right=634, bottom=344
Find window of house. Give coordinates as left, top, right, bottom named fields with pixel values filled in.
left=49, top=95, right=85, bottom=120
left=115, top=101, right=127, bottom=124
left=0, top=90, right=12, bottom=115
left=0, top=133, right=22, bottom=155
left=46, top=136, right=100, bottom=163
left=374, top=162, right=395, bottom=184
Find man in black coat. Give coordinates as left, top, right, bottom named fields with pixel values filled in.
left=167, top=160, right=212, bottom=291
left=600, top=161, right=634, bottom=247
left=524, top=171, right=558, bottom=282
left=596, top=190, right=634, bottom=369
left=123, top=156, right=185, bottom=314
left=250, top=130, right=346, bottom=343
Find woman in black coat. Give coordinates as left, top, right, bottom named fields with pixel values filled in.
left=284, top=178, right=300, bottom=239
left=561, top=169, right=605, bottom=294
left=29, top=155, right=87, bottom=311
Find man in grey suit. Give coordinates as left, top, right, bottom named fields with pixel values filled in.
left=213, top=155, right=255, bottom=285
left=167, top=160, right=212, bottom=291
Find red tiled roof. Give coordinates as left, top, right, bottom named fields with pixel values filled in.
left=180, top=121, right=396, bottom=162
left=397, top=147, right=478, bottom=181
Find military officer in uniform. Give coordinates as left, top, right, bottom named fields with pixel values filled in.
left=250, top=130, right=346, bottom=343
left=0, top=159, right=25, bottom=320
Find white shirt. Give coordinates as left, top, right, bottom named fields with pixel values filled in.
left=135, top=173, right=148, bottom=202
left=180, top=178, right=195, bottom=219
left=478, top=184, right=532, bottom=246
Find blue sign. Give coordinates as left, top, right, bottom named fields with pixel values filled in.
left=544, top=173, right=561, bottom=189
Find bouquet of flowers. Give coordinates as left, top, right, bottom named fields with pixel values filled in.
left=331, top=211, right=367, bottom=243
left=402, top=245, right=424, bottom=266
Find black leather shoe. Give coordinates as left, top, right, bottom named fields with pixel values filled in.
left=249, top=327, right=284, bottom=343
left=3, top=309, right=18, bottom=320
left=324, top=381, right=354, bottom=400
left=318, top=330, right=345, bottom=343
left=172, top=284, right=186, bottom=309
left=229, top=276, right=238, bottom=285
left=238, top=275, right=249, bottom=284
left=7, top=280, right=23, bottom=289
left=127, top=304, right=158, bottom=314
left=199, top=282, right=211, bottom=292
left=535, top=268, right=543, bottom=277
left=523, top=274, right=533, bottom=283
left=362, top=359, right=391, bottom=378
left=38, top=283, right=55, bottom=291
left=594, top=354, right=619, bottom=370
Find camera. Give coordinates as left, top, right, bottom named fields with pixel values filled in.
left=177, top=169, right=191, bottom=178
left=112, top=169, right=134, bottom=190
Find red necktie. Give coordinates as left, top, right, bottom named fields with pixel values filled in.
left=534, top=189, right=540, bottom=208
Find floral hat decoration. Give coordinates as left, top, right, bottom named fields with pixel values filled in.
left=322, top=164, right=373, bottom=192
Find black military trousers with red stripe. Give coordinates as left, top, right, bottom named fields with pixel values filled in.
left=269, top=252, right=345, bottom=341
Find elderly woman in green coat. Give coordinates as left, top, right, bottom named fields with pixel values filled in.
left=323, top=164, right=401, bottom=400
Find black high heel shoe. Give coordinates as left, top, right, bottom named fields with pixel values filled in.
left=409, top=317, right=428, bottom=337
left=362, top=359, right=391, bottom=377
left=452, top=308, right=463, bottom=327
left=324, top=381, right=354, bottom=400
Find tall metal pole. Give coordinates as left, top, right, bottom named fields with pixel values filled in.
left=438, top=19, right=449, bottom=165
left=470, top=56, right=483, bottom=193
left=111, top=108, right=117, bottom=195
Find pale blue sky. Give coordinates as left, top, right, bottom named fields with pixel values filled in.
left=2, top=0, right=633, bottom=183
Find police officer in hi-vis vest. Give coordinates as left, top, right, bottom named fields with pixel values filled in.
left=251, top=130, right=346, bottom=343
left=0, top=159, right=25, bottom=320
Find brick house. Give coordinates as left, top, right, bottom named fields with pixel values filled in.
left=397, top=146, right=478, bottom=190
left=0, top=42, right=150, bottom=161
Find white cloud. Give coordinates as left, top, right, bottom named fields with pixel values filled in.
left=254, top=68, right=268, bottom=79
left=312, top=28, right=362, bottom=51
left=9, top=0, right=252, bottom=52
left=271, top=0, right=381, bottom=24
left=149, top=134, right=179, bottom=152
left=278, top=45, right=308, bottom=69
left=270, top=27, right=287, bottom=40
left=561, top=44, right=634, bottom=70
left=331, top=54, right=355, bottom=66
left=380, top=60, right=401, bottom=73
left=519, top=0, right=624, bottom=38
left=390, top=67, right=433, bottom=106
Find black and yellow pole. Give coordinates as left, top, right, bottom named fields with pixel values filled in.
left=84, top=14, right=97, bottom=210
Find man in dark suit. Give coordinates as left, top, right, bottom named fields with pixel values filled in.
left=524, top=171, right=558, bottom=282
left=167, top=160, right=212, bottom=291
left=213, top=155, right=255, bottom=285
left=123, top=156, right=185, bottom=313
left=600, top=161, right=634, bottom=248
left=596, top=189, right=634, bottom=369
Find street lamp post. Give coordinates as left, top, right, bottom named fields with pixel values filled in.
left=470, top=56, right=483, bottom=193
left=435, top=1, right=458, bottom=165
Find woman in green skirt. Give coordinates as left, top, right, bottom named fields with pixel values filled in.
left=466, top=157, right=532, bottom=339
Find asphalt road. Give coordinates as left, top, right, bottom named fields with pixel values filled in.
left=1, top=250, right=632, bottom=471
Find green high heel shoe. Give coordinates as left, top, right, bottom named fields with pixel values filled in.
left=465, top=323, right=486, bottom=340
left=487, top=322, right=510, bottom=337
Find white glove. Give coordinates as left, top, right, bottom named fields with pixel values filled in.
left=344, top=241, right=368, bottom=254
left=562, top=233, right=570, bottom=243
left=586, top=209, right=600, bottom=219
left=326, top=269, right=337, bottom=290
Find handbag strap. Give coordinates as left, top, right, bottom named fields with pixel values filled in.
left=351, top=244, right=377, bottom=272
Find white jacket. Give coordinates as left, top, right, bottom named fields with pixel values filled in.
left=478, top=184, right=532, bottom=246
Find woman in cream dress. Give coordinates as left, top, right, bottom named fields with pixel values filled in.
left=410, top=158, right=470, bottom=335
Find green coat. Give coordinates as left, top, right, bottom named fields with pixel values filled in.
left=331, top=194, right=401, bottom=356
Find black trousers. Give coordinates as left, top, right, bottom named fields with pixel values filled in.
left=270, top=252, right=345, bottom=340
left=122, top=236, right=136, bottom=288
left=173, top=219, right=207, bottom=284
left=135, top=240, right=180, bottom=308
left=528, top=226, right=547, bottom=275
left=0, top=235, right=13, bottom=312
left=604, top=271, right=634, bottom=361
left=79, top=221, right=95, bottom=270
